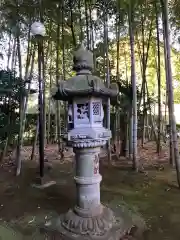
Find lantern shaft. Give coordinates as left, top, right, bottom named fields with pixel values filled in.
left=37, top=38, right=45, bottom=178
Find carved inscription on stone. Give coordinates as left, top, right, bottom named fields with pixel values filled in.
left=94, top=154, right=99, bottom=174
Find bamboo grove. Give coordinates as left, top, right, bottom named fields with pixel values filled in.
left=0, top=0, right=180, bottom=185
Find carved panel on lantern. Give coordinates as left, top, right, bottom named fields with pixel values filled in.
left=68, top=104, right=74, bottom=130
left=77, top=103, right=89, bottom=120
left=92, top=102, right=101, bottom=116
left=91, top=99, right=103, bottom=125
left=74, top=99, right=90, bottom=127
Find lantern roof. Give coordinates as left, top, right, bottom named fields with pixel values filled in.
left=52, top=45, right=118, bottom=101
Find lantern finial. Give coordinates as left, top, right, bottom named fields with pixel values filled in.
left=73, top=45, right=94, bottom=72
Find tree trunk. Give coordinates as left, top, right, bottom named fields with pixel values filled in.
left=129, top=109, right=133, bottom=158
left=104, top=4, right=111, bottom=164
left=116, top=5, right=120, bottom=154
left=85, top=0, right=90, bottom=49
left=15, top=29, right=24, bottom=176
left=162, top=1, right=174, bottom=165
left=155, top=4, right=162, bottom=154
left=47, top=47, right=53, bottom=144
left=128, top=3, right=138, bottom=171
left=31, top=120, right=39, bottom=161
left=162, top=0, right=180, bottom=187
left=55, top=6, right=62, bottom=153
left=37, top=37, right=45, bottom=178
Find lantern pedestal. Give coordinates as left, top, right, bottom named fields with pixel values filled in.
left=43, top=206, right=133, bottom=240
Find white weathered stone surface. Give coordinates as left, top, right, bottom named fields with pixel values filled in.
left=31, top=21, right=46, bottom=36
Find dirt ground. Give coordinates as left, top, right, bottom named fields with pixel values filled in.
left=0, top=141, right=179, bottom=239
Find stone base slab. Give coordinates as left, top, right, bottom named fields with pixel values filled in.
left=41, top=205, right=134, bottom=240
left=31, top=176, right=56, bottom=189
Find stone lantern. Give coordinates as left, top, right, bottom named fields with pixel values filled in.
left=51, top=45, right=133, bottom=239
